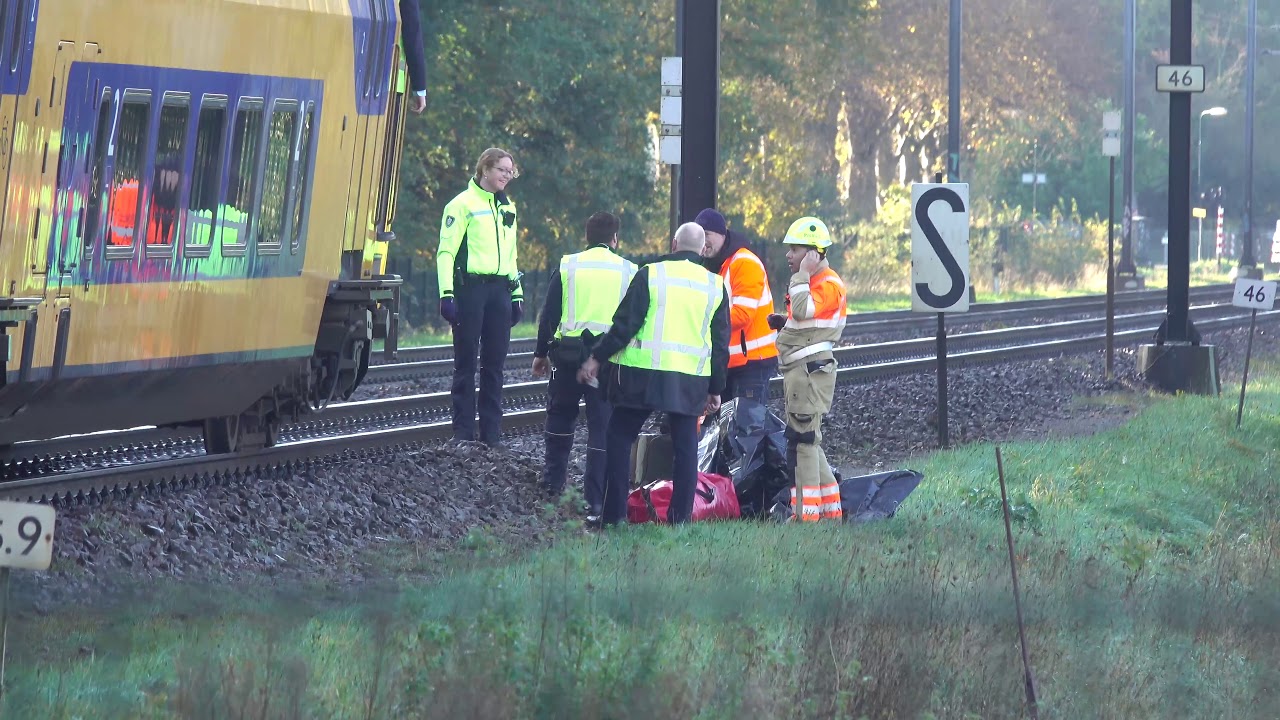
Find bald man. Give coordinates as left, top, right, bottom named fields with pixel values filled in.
left=580, top=222, right=730, bottom=526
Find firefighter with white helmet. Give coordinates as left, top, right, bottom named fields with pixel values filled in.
left=767, top=216, right=846, bottom=522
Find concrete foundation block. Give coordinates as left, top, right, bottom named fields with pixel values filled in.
left=1137, top=343, right=1220, bottom=396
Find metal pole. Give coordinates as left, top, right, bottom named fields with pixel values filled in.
left=947, top=0, right=961, bottom=181
left=937, top=312, right=948, bottom=448
left=670, top=0, right=683, bottom=238
left=995, top=448, right=1040, bottom=719
left=1196, top=112, right=1204, bottom=193
left=933, top=168, right=948, bottom=449
left=1198, top=217, right=1203, bottom=263
left=1106, top=155, right=1116, bottom=379
left=940, top=0, right=959, bottom=450
left=1031, top=139, right=1038, bottom=224
left=1242, top=0, right=1258, bottom=271
left=1166, top=0, right=1194, bottom=343
left=0, top=567, right=9, bottom=699
left=677, top=0, right=719, bottom=223
left=1237, top=309, right=1258, bottom=428
left=1119, top=0, right=1138, bottom=276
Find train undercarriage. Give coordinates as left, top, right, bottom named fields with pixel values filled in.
left=199, top=277, right=401, bottom=454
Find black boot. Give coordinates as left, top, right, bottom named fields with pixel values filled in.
left=583, top=447, right=606, bottom=516
left=542, top=433, right=575, bottom=494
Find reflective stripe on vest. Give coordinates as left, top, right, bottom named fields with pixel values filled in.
left=557, top=247, right=637, bottom=338
left=613, top=260, right=723, bottom=377
left=781, top=341, right=833, bottom=365
left=730, top=331, right=779, bottom=357
left=785, top=270, right=847, bottom=330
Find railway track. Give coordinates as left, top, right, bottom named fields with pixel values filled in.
left=372, top=284, right=1234, bottom=365
left=365, top=300, right=1245, bottom=383
left=3, top=302, right=1274, bottom=505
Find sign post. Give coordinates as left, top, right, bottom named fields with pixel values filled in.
left=1232, top=277, right=1275, bottom=427
left=659, top=56, right=682, bottom=237
left=0, top=500, right=56, bottom=699
left=1193, top=206, right=1206, bottom=261
left=1216, top=204, right=1226, bottom=272
left=1103, top=111, right=1121, bottom=380
left=911, top=177, right=970, bottom=448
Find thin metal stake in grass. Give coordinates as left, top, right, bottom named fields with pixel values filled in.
left=0, top=567, right=7, bottom=700
left=1236, top=308, right=1258, bottom=428
left=995, top=446, right=1039, bottom=719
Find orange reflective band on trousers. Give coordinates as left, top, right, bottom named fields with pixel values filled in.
left=790, top=482, right=842, bottom=521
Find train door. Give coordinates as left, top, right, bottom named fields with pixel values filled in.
left=45, top=40, right=77, bottom=297
left=50, top=42, right=102, bottom=297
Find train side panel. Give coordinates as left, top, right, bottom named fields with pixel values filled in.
left=0, top=0, right=405, bottom=447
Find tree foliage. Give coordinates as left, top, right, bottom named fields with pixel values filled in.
left=394, top=0, right=1280, bottom=314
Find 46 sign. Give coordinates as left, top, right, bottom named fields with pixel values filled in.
left=0, top=501, right=56, bottom=570
left=1232, top=278, right=1277, bottom=311
left=1155, top=64, right=1205, bottom=93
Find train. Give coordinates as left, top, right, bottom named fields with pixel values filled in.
left=0, top=0, right=409, bottom=454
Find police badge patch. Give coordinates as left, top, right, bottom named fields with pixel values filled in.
left=445, top=216, right=455, bottom=228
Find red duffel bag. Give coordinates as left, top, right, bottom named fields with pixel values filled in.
left=627, top=472, right=741, bottom=524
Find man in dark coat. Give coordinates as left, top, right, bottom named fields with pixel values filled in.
left=578, top=222, right=730, bottom=526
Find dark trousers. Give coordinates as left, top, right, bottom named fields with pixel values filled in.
left=543, top=362, right=611, bottom=512
left=724, top=357, right=777, bottom=402
left=450, top=278, right=511, bottom=443
left=603, top=406, right=699, bottom=525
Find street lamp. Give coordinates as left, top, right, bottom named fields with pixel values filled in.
left=1196, top=106, right=1227, bottom=192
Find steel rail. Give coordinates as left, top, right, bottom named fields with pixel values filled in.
left=374, top=284, right=1233, bottom=364
left=364, top=301, right=1244, bottom=383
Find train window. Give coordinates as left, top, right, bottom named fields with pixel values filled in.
left=186, top=95, right=227, bottom=255
left=0, top=5, right=9, bottom=71
left=144, top=92, right=190, bottom=252
left=289, top=102, right=316, bottom=253
left=224, top=97, right=264, bottom=253
left=105, top=89, right=152, bottom=258
left=8, top=0, right=27, bottom=74
left=256, top=100, right=298, bottom=251
left=83, top=87, right=113, bottom=254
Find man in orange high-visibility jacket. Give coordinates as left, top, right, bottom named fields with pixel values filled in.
left=767, top=216, right=845, bottom=522
left=108, top=179, right=140, bottom=247
left=695, top=208, right=778, bottom=399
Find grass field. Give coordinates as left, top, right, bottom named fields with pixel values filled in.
left=10, top=360, right=1277, bottom=718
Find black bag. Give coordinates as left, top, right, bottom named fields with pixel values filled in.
left=697, top=398, right=791, bottom=518
left=548, top=330, right=598, bottom=369
left=769, top=469, right=923, bottom=524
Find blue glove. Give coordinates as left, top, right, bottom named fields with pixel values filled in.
left=439, top=297, right=458, bottom=325
left=511, top=300, right=524, bottom=327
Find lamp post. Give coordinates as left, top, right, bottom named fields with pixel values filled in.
left=1196, top=106, right=1227, bottom=265
left=1196, top=106, right=1227, bottom=193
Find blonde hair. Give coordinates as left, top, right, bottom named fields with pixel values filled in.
left=474, top=147, right=516, bottom=183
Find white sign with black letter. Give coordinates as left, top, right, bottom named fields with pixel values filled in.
left=1233, top=278, right=1276, bottom=311
left=911, top=183, right=971, bottom=313
left=0, top=500, right=55, bottom=571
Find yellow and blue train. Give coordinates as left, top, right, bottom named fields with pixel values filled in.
left=0, top=0, right=410, bottom=453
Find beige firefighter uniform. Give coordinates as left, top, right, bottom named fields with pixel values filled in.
left=777, top=218, right=846, bottom=521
